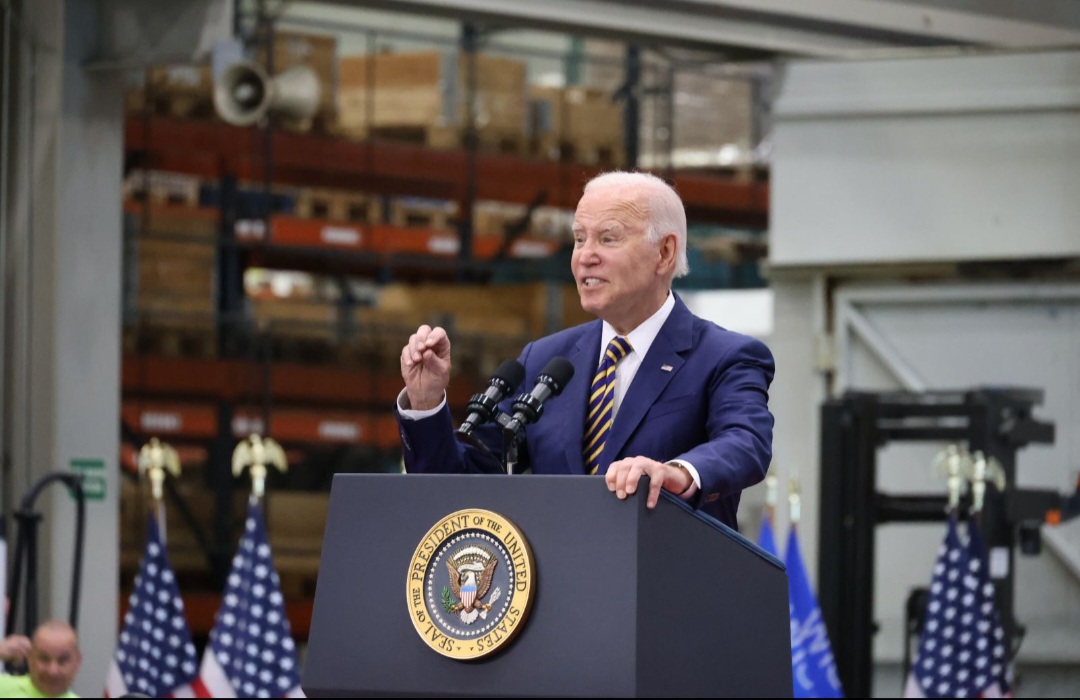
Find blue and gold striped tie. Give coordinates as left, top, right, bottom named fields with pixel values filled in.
left=583, top=336, right=632, bottom=475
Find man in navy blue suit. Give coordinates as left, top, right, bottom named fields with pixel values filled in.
left=397, top=171, right=774, bottom=530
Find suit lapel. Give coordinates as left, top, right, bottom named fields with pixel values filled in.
left=599, top=299, right=693, bottom=473
left=561, top=323, right=603, bottom=474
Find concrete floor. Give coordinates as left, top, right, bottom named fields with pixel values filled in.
left=873, top=663, right=1080, bottom=698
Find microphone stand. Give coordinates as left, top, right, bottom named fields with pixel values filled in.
left=495, top=411, right=520, bottom=475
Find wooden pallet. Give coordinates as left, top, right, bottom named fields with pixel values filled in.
left=360, top=124, right=528, bottom=157
left=294, top=187, right=382, bottom=224
left=387, top=196, right=457, bottom=231
left=123, top=321, right=217, bottom=359
left=126, top=89, right=216, bottom=120
left=267, top=491, right=327, bottom=597
left=124, top=171, right=204, bottom=208
left=532, top=136, right=625, bottom=167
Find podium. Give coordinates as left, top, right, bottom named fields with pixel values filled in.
left=304, top=474, right=791, bottom=697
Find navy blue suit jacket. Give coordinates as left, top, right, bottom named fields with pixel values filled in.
left=397, top=295, right=775, bottom=529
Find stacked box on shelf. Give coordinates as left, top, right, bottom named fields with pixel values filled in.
left=358, top=282, right=593, bottom=379
left=134, top=238, right=216, bottom=314
left=246, top=269, right=342, bottom=344
left=337, top=50, right=527, bottom=154
left=680, top=227, right=769, bottom=289
left=128, top=234, right=217, bottom=357
left=294, top=187, right=382, bottom=225
left=124, top=170, right=204, bottom=207
left=198, top=183, right=297, bottom=219
left=639, top=71, right=760, bottom=173
left=472, top=200, right=526, bottom=239
left=126, top=176, right=220, bottom=240
left=265, top=490, right=329, bottom=597
left=249, top=298, right=341, bottom=342
left=475, top=192, right=574, bottom=259
left=126, top=64, right=214, bottom=119
left=129, top=205, right=219, bottom=240
left=529, top=85, right=625, bottom=166
left=369, top=196, right=459, bottom=256
left=120, top=478, right=247, bottom=575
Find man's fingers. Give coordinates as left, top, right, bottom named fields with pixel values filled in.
left=646, top=469, right=666, bottom=509
left=622, top=462, right=643, bottom=495
left=605, top=458, right=672, bottom=509
left=404, top=325, right=451, bottom=368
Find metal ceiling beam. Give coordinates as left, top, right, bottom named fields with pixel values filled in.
left=318, top=0, right=1080, bottom=58
left=322, top=0, right=935, bottom=59
left=689, top=0, right=1080, bottom=48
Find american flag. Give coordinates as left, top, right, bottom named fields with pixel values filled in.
left=106, top=514, right=200, bottom=697
left=963, top=523, right=1012, bottom=697
left=904, top=515, right=1012, bottom=698
left=195, top=499, right=304, bottom=698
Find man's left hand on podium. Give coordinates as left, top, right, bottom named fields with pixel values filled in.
left=605, top=457, right=697, bottom=509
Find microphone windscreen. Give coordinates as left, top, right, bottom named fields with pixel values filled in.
left=493, top=359, right=526, bottom=388
left=539, top=356, right=575, bottom=393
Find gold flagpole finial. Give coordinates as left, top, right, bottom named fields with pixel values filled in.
left=764, top=465, right=778, bottom=511
left=934, top=444, right=971, bottom=513
left=137, top=437, right=181, bottom=502
left=788, top=473, right=801, bottom=525
left=232, top=433, right=288, bottom=499
left=966, top=450, right=1007, bottom=514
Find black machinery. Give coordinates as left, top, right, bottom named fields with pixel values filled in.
left=818, top=387, right=1080, bottom=697
left=4, top=472, right=87, bottom=637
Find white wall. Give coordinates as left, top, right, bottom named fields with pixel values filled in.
left=771, top=51, right=1080, bottom=267
left=769, top=48, right=1080, bottom=665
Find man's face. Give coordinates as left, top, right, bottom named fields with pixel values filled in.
left=29, top=627, right=81, bottom=697
left=571, top=184, right=675, bottom=334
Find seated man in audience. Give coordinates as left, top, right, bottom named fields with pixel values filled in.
left=0, top=620, right=82, bottom=698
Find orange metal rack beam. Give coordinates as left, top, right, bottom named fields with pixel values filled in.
left=122, top=354, right=475, bottom=413
left=125, top=116, right=769, bottom=226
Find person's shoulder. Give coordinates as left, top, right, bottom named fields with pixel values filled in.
left=687, top=314, right=774, bottom=367
left=691, top=313, right=767, bottom=347
left=0, top=673, right=31, bottom=695
left=529, top=319, right=598, bottom=354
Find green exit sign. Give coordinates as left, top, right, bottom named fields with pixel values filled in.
left=69, top=458, right=106, bottom=501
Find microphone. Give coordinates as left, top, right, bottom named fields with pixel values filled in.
left=502, top=357, right=575, bottom=436
left=456, top=359, right=525, bottom=441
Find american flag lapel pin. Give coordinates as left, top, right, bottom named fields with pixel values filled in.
left=661, top=364, right=673, bottom=372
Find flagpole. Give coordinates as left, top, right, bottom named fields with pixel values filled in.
left=757, top=465, right=781, bottom=558
left=788, top=472, right=801, bottom=530
left=765, top=466, right=778, bottom=519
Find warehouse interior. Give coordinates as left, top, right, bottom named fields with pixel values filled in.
left=2, top=0, right=1080, bottom=696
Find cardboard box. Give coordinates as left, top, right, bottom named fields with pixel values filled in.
left=337, top=51, right=527, bottom=142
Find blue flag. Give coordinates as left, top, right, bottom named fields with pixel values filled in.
left=758, top=511, right=780, bottom=557
left=787, top=527, right=845, bottom=698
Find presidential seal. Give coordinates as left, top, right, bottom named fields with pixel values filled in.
left=406, top=508, right=535, bottom=660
